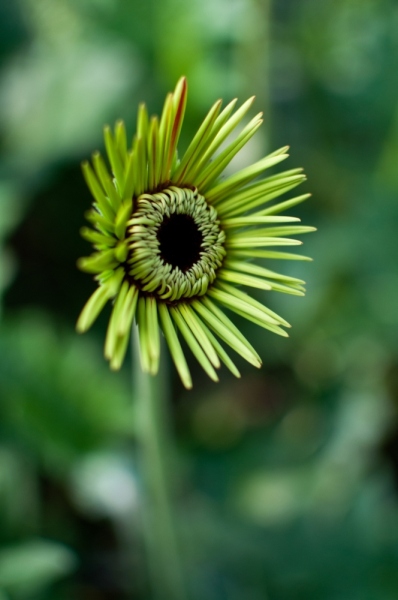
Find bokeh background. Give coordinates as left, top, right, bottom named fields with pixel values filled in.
left=1, top=0, right=398, bottom=598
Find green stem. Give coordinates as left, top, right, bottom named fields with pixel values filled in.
left=132, top=326, right=187, bottom=600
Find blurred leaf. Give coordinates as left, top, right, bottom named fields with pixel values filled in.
left=70, top=451, right=139, bottom=518
left=0, top=312, right=132, bottom=469
left=0, top=539, right=76, bottom=596
left=0, top=448, right=39, bottom=539
left=298, top=0, right=387, bottom=96
left=0, top=41, right=138, bottom=169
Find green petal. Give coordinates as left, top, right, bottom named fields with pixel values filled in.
left=256, top=193, right=311, bottom=216
left=197, top=320, right=241, bottom=378
left=115, top=198, right=133, bottom=240
left=192, top=298, right=261, bottom=368
left=218, top=269, right=305, bottom=296
left=206, top=150, right=289, bottom=204
left=226, top=236, right=303, bottom=248
left=84, top=208, right=114, bottom=235
left=110, top=334, right=130, bottom=371
left=92, top=152, right=122, bottom=211
left=146, top=297, right=160, bottom=375
left=224, top=259, right=306, bottom=285
left=80, top=227, right=115, bottom=248
left=170, top=307, right=219, bottom=382
left=168, top=77, right=187, bottom=169
left=235, top=225, right=316, bottom=237
left=118, top=285, right=139, bottom=337
left=137, top=102, right=149, bottom=141
left=122, top=150, right=137, bottom=200
left=159, top=92, right=174, bottom=183
left=222, top=215, right=301, bottom=228
left=137, top=297, right=151, bottom=373
left=228, top=249, right=312, bottom=261
left=172, top=99, right=223, bottom=184
left=217, top=281, right=291, bottom=327
left=147, top=116, right=160, bottom=191
left=218, top=269, right=273, bottom=291
left=193, top=114, right=263, bottom=192
left=132, top=136, right=146, bottom=196
left=76, top=285, right=110, bottom=333
left=181, top=98, right=257, bottom=185
left=192, top=96, right=256, bottom=177
left=104, top=281, right=130, bottom=359
left=216, top=174, right=306, bottom=217
left=114, top=242, right=127, bottom=262
left=209, top=285, right=279, bottom=325
left=115, top=120, right=128, bottom=164
left=105, top=283, right=138, bottom=367
left=77, top=249, right=119, bottom=274
left=103, top=125, right=124, bottom=191
left=208, top=287, right=288, bottom=337
left=108, top=285, right=138, bottom=371
left=158, top=303, right=192, bottom=389
left=178, top=304, right=220, bottom=368
left=81, top=162, right=115, bottom=222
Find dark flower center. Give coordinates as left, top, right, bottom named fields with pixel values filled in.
left=128, top=187, right=225, bottom=301
left=157, top=214, right=203, bottom=272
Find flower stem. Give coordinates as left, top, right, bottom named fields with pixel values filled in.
left=132, top=326, right=187, bottom=600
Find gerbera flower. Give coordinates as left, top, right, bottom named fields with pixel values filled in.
left=77, top=77, right=314, bottom=389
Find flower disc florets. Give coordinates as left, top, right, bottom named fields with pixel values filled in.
left=127, top=186, right=225, bottom=301
left=77, top=77, right=315, bottom=388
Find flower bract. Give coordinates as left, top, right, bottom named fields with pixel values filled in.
left=77, top=77, right=315, bottom=388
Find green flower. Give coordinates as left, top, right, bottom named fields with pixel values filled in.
left=77, top=77, right=314, bottom=389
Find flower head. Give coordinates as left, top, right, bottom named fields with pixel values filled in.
left=77, top=77, right=314, bottom=388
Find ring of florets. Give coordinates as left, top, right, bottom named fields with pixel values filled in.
left=126, top=186, right=226, bottom=302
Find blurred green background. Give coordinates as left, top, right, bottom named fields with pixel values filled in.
left=1, top=0, right=398, bottom=598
